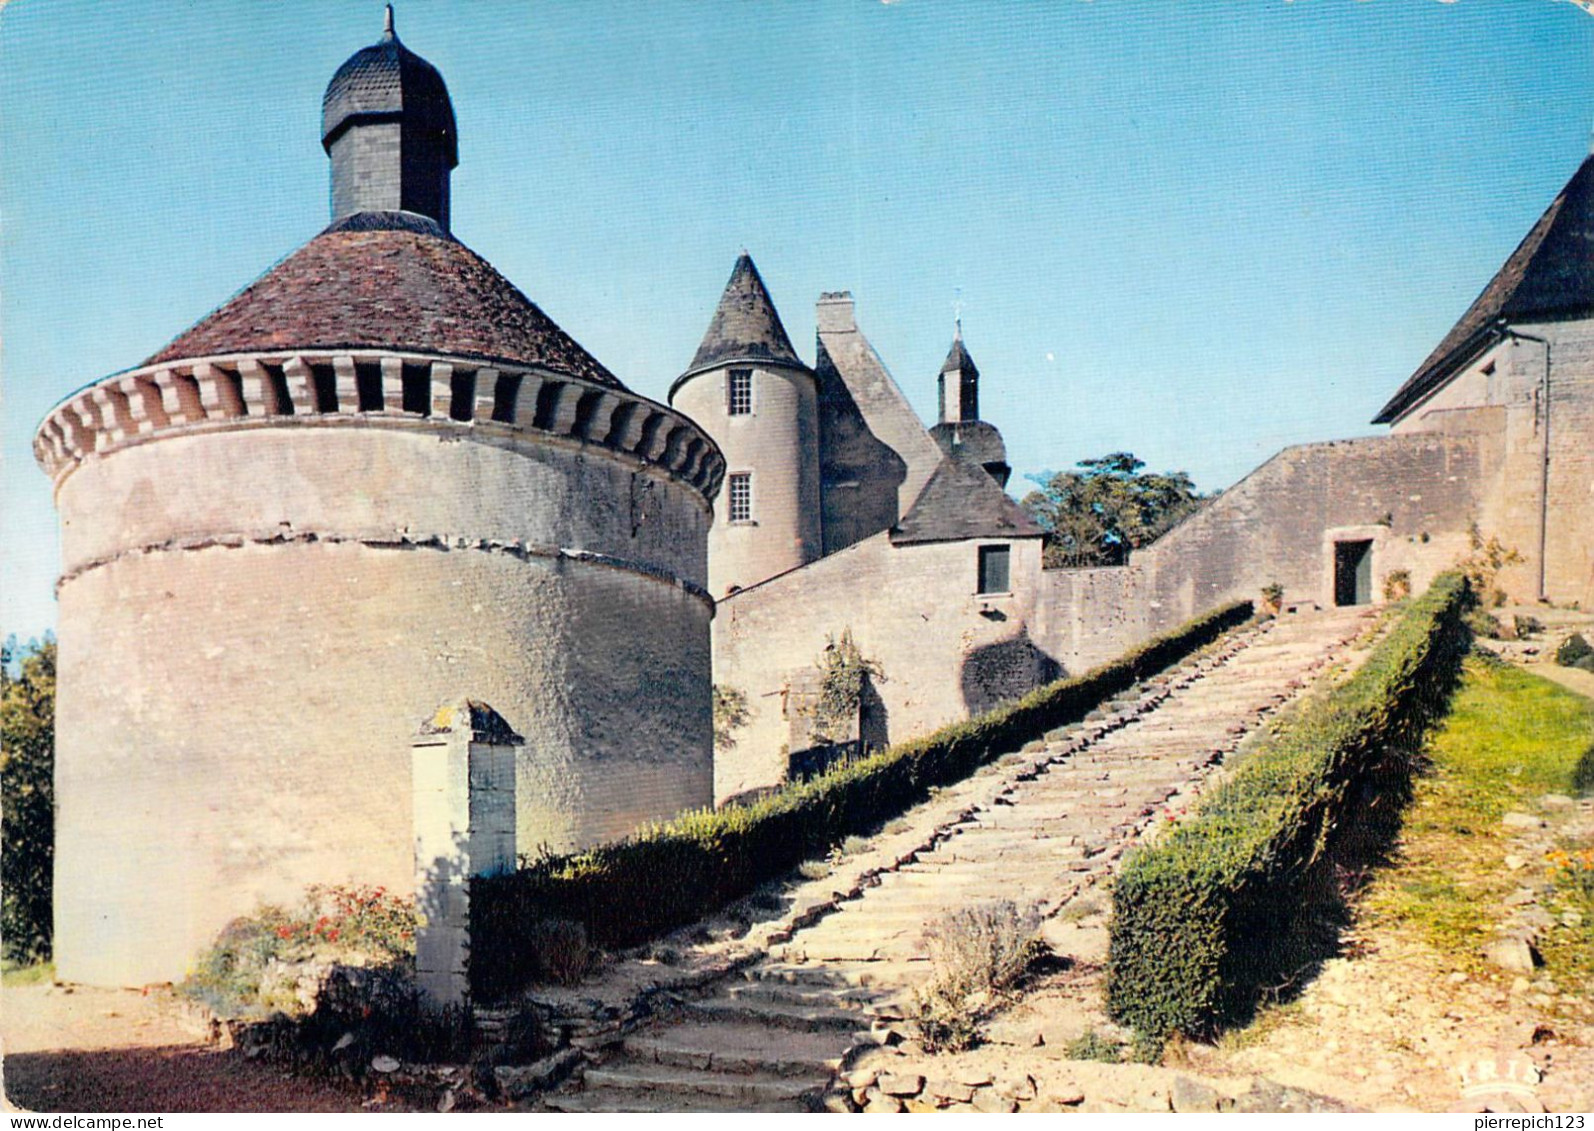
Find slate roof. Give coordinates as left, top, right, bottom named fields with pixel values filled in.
left=683, top=253, right=803, bottom=377
left=929, top=420, right=1008, bottom=476
left=1375, top=153, right=1594, bottom=424
left=890, top=455, right=1041, bottom=546
left=144, top=213, right=621, bottom=386
left=940, top=334, right=978, bottom=377
left=322, top=13, right=457, bottom=167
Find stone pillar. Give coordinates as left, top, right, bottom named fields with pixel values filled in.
left=411, top=699, right=523, bottom=1010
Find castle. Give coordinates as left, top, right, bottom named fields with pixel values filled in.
left=33, top=15, right=1594, bottom=987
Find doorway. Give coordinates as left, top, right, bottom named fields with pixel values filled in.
left=1334, top=540, right=1374, bottom=606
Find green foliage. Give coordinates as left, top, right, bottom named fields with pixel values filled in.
left=712, top=684, right=751, bottom=753
left=913, top=901, right=1043, bottom=1052
left=1260, top=583, right=1285, bottom=614
left=808, top=629, right=884, bottom=743
left=180, top=883, right=417, bottom=1018
left=2, top=637, right=56, bottom=964
left=1021, top=452, right=1205, bottom=569
left=1107, top=573, right=1471, bottom=1046
left=470, top=599, right=1252, bottom=1001
left=1065, top=1028, right=1124, bottom=1063
left=1556, top=633, right=1594, bottom=672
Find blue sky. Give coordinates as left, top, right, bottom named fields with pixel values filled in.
left=3, top=1, right=1592, bottom=639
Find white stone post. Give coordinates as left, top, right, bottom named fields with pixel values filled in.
left=412, top=699, right=523, bottom=1011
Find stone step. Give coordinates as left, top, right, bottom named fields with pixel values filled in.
left=723, top=979, right=878, bottom=1012
left=547, top=1081, right=808, bottom=1113
left=680, top=993, right=864, bottom=1033
left=579, top=1061, right=828, bottom=1104
left=623, top=1019, right=845, bottom=1076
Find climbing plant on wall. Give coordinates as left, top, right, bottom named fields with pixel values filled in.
left=808, top=629, right=885, bottom=744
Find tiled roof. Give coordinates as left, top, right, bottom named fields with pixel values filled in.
left=890, top=455, right=1041, bottom=546
left=929, top=420, right=1008, bottom=475
left=144, top=214, right=621, bottom=387
left=683, top=253, right=803, bottom=376
left=1375, top=153, right=1594, bottom=424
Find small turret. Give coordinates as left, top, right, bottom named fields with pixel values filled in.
left=322, top=6, right=458, bottom=231
left=670, top=254, right=821, bottom=595
left=929, top=323, right=1009, bottom=487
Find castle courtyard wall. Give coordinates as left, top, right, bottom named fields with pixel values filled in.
left=711, top=532, right=1046, bottom=802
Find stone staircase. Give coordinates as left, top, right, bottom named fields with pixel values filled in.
left=542, top=606, right=1379, bottom=1113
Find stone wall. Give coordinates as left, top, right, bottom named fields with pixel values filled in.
left=712, top=531, right=1047, bottom=802
left=49, top=419, right=714, bottom=987
left=1393, top=322, right=1594, bottom=607
left=1032, top=432, right=1498, bottom=673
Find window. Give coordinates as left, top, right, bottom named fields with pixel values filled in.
left=977, top=544, right=1010, bottom=595
left=728, top=472, right=753, bottom=523
left=728, top=369, right=753, bottom=415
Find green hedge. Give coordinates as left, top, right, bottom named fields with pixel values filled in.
left=470, top=598, right=1252, bottom=1001
left=1106, top=573, right=1471, bottom=1046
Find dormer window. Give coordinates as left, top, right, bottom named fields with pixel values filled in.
left=728, top=369, right=753, bottom=416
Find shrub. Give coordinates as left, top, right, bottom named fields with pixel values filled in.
left=1383, top=570, right=1412, bottom=603
left=1260, top=583, right=1284, bottom=616
left=521, top=917, right=590, bottom=986
left=1107, top=573, right=1470, bottom=1047
left=1556, top=633, right=1594, bottom=671
left=1458, top=524, right=1522, bottom=608
left=181, top=884, right=417, bottom=1019
left=469, top=599, right=1252, bottom=1001
left=1513, top=614, right=1544, bottom=639
left=912, top=901, right=1043, bottom=1052
left=1065, top=1028, right=1123, bottom=1062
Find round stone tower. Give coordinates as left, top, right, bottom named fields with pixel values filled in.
left=668, top=254, right=821, bottom=596
left=34, top=12, right=723, bottom=987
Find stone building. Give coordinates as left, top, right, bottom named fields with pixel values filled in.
left=33, top=13, right=722, bottom=987
left=32, top=14, right=1594, bottom=986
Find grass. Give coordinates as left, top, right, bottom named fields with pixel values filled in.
left=1361, top=655, right=1594, bottom=988
left=1, top=959, right=55, bottom=986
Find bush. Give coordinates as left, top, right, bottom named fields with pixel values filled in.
left=1556, top=633, right=1594, bottom=672
left=913, top=901, right=1043, bottom=1052
left=1, top=638, right=55, bottom=965
left=1513, top=614, right=1544, bottom=639
left=180, top=884, right=417, bottom=1019
left=1107, top=573, right=1470, bottom=1048
left=470, top=599, right=1253, bottom=1001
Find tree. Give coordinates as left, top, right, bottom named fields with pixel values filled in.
left=2, top=636, right=55, bottom=964
left=1020, top=452, right=1205, bottom=569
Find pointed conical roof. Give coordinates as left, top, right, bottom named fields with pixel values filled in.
left=684, top=253, right=803, bottom=376
left=1375, top=154, right=1594, bottom=424
left=940, top=326, right=979, bottom=377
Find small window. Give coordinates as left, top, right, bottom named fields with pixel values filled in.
left=977, top=544, right=1010, bottom=595
left=728, top=472, right=753, bottom=523
left=728, top=369, right=753, bottom=416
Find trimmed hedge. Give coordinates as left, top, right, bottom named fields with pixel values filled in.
left=470, top=599, right=1253, bottom=1000
left=1106, top=573, right=1471, bottom=1046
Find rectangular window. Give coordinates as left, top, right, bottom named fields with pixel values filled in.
left=728, top=369, right=753, bottom=416
left=728, top=472, right=753, bottom=523
left=977, top=544, right=1011, bottom=595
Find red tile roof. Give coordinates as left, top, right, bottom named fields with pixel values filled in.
left=145, top=218, right=620, bottom=387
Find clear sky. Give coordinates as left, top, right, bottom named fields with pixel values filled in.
left=3, top=1, right=1592, bottom=640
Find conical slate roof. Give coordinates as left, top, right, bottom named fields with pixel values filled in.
left=144, top=215, right=621, bottom=386
left=684, top=253, right=803, bottom=375
left=940, top=332, right=978, bottom=378
left=1375, top=154, right=1594, bottom=424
